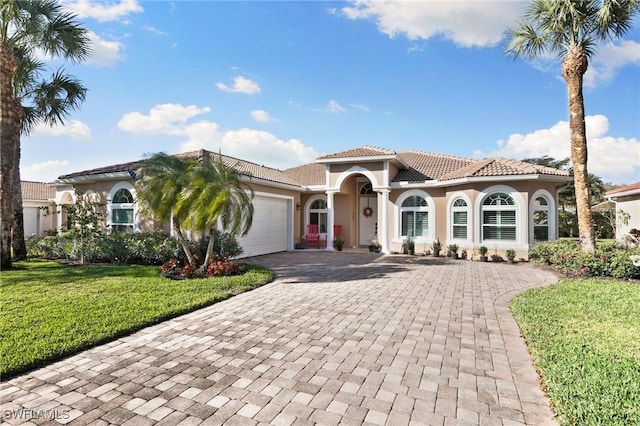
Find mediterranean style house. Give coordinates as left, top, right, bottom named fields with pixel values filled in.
left=51, top=146, right=572, bottom=259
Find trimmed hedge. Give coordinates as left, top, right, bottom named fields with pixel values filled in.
left=529, top=239, right=640, bottom=279
left=26, top=230, right=243, bottom=265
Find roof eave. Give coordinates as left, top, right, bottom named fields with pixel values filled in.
left=55, top=171, right=132, bottom=184
left=391, top=173, right=572, bottom=188
left=238, top=175, right=302, bottom=191
left=607, top=188, right=640, bottom=199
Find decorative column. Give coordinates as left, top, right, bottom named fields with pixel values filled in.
left=326, top=190, right=336, bottom=251
left=379, top=189, right=390, bottom=254
left=56, top=204, right=63, bottom=234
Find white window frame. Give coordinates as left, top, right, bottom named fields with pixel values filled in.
left=529, top=189, right=557, bottom=243
left=474, top=185, right=527, bottom=250
left=107, top=181, right=138, bottom=233
left=447, top=192, right=472, bottom=245
left=305, top=194, right=328, bottom=236
left=394, top=190, right=435, bottom=244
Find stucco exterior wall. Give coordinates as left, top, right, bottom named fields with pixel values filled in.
left=615, top=195, right=640, bottom=238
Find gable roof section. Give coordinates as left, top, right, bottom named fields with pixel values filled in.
left=316, top=146, right=396, bottom=161
left=22, top=181, right=55, bottom=200
left=439, top=157, right=569, bottom=181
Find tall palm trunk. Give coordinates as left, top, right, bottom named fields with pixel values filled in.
left=12, top=142, right=27, bottom=260
left=1, top=45, right=20, bottom=269
left=172, top=216, right=195, bottom=265
left=203, top=224, right=216, bottom=268
left=562, top=46, right=596, bottom=253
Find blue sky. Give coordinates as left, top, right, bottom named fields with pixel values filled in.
left=22, top=0, right=640, bottom=185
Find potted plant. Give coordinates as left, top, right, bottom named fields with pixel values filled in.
left=333, top=236, right=345, bottom=251
left=432, top=238, right=441, bottom=257
left=407, top=238, right=415, bottom=255
left=448, top=244, right=459, bottom=259
left=479, top=245, right=488, bottom=262
left=368, top=235, right=381, bottom=253
left=506, top=249, right=516, bottom=264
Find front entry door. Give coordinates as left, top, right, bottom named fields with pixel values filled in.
left=359, top=196, right=377, bottom=246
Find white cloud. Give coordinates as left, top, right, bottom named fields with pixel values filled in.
left=118, top=103, right=319, bottom=169
left=143, top=25, right=167, bottom=36
left=64, top=0, right=143, bottom=22
left=341, top=0, right=526, bottom=47
left=326, top=100, right=347, bottom=114
left=182, top=129, right=319, bottom=170
left=30, top=120, right=91, bottom=142
left=117, top=104, right=211, bottom=135
left=350, top=103, right=370, bottom=112
left=585, top=40, right=640, bottom=87
left=22, top=160, right=70, bottom=182
left=477, top=115, right=640, bottom=184
left=251, top=110, right=274, bottom=123
left=86, top=31, right=124, bottom=67
left=216, top=76, right=261, bottom=95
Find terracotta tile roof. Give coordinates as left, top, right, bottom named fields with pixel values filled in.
left=316, top=145, right=396, bottom=160
left=58, top=159, right=145, bottom=179
left=283, top=163, right=326, bottom=186
left=58, top=146, right=572, bottom=189
left=439, top=157, right=570, bottom=181
left=58, top=150, right=302, bottom=187
left=395, top=151, right=475, bottom=181
left=21, top=181, right=55, bottom=200
left=211, top=152, right=302, bottom=187
left=606, top=181, right=640, bottom=195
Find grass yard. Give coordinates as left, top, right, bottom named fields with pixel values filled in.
left=0, top=259, right=273, bottom=379
left=511, top=278, right=640, bottom=425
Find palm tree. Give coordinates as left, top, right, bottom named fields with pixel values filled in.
left=11, top=47, right=87, bottom=261
left=180, top=151, right=254, bottom=268
left=1, top=0, right=89, bottom=268
left=506, top=0, right=639, bottom=252
left=135, top=153, right=199, bottom=266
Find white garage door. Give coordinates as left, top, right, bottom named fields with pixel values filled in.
left=234, top=195, right=291, bottom=258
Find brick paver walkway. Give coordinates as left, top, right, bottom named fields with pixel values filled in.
left=1, top=252, right=558, bottom=425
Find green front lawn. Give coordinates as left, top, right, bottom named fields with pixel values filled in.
left=0, top=260, right=273, bottom=378
left=511, top=278, right=640, bottom=425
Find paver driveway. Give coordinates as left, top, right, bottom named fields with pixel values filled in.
left=1, top=252, right=558, bottom=425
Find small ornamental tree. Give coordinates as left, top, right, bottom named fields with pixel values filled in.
left=63, top=190, right=105, bottom=264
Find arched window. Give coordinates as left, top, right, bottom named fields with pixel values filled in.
left=451, top=198, right=469, bottom=240
left=482, top=193, right=516, bottom=241
left=111, top=187, right=135, bottom=233
left=360, top=183, right=374, bottom=195
left=401, top=195, right=428, bottom=238
left=532, top=196, right=549, bottom=241
left=309, top=198, right=327, bottom=233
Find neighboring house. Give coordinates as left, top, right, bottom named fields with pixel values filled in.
left=52, top=146, right=572, bottom=259
left=21, top=181, right=56, bottom=236
left=606, top=182, right=640, bottom=240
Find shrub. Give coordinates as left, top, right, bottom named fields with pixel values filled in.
left=530, top=240, right=640, bottom=279
left=26, top=231, right=241, bottom=267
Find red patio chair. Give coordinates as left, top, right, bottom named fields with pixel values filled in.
left=333, top=224, right=342, bottom=239
left=306, top=224, right=321, bottom=249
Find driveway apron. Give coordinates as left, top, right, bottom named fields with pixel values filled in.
left=1, top=252, right=558, bottom=425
